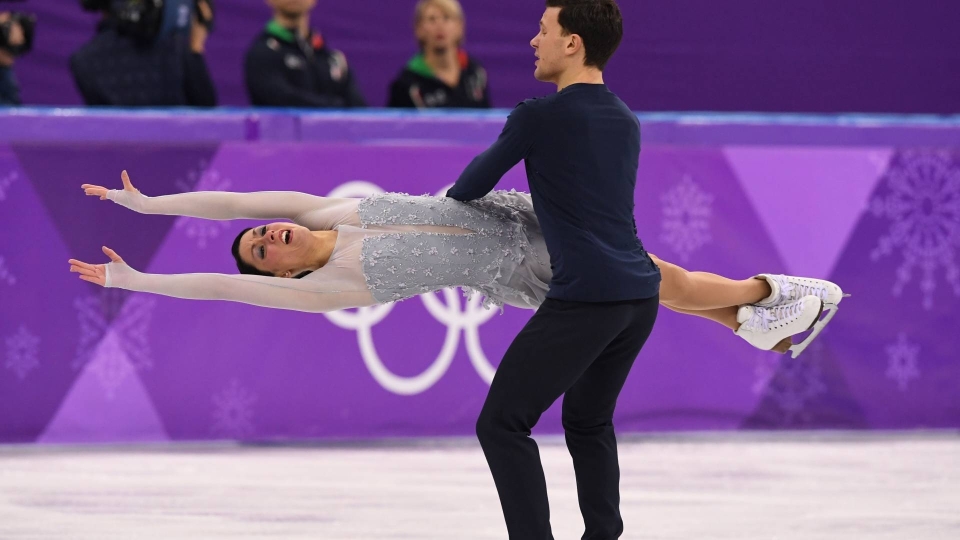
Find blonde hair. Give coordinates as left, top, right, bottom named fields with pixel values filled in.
left=413, top=0, right=465, bottom=48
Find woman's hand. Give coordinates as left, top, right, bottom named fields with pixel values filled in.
left=68, top=246, right=125, bottom=287
left=81, top=170, right=139, bottom=201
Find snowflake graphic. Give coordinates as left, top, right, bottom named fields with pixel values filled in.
left=74, top=290, right=155, bottom=397
left=885, top=333, right=920, bottom=391
left=211, top=379, right=257, bottom=439
left=0, top=256, right=15, bottom=286
left=5, top=326, right=39, bottom=381
left=870, top=151, right=960, bottom=310
left=85, top=331, right=134, bottom=399
left=660, top=175, right=714, bottom=262
left=175, top=165, right=232, bottom=249
left=0, top=170, right=15, bottom=201
left=752, top=342, right=827, bottom=425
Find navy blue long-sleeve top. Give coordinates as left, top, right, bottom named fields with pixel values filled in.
left=447, top=83, right=660, bottom=302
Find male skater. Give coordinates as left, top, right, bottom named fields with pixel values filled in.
left=446, top=1, right=659, bottom=538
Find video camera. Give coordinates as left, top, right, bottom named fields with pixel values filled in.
left=80, top=0, right=213, bottom=44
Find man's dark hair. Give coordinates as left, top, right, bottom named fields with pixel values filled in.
left=545, top=0, right=623, bottom=71
left=231, top=227, right=312, bottom=279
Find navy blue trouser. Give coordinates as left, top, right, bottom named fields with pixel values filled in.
left=477, top=295, right=659, bottom=540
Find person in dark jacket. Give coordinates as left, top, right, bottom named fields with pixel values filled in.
left=244, top=0, right=365, bottom=108
left=388, top=0, right=490, bottom=109
left=70, top=0, right=217, bottom=107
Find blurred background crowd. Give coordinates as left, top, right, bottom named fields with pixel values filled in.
left=1, top=0, right=958, bottom=113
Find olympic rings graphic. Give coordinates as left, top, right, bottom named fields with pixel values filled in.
left=324, top=181, right=504, bottom=396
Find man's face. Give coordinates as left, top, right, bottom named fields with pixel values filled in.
left=416, top=4, right=463, bottom=52
left=266, top=0, right=316, bottom=19
left=530, top=7, right=572, bottom=83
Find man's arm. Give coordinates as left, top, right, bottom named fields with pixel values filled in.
left=332, top=50, right=366, bottom=107
left=446, top=102, right=538, bottom=202
left=245, top=46, right=346, bottom=107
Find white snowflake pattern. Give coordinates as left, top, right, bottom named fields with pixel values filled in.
left=660, top=175, right=714, bottom=262
left=870, top=151, right=960, bottom=310
left=175, top=164, right=232, bottom=249
left=74, top=290, right=155, bottom=397
left=752, top=342, right=827, bottom=424
left=0, top=170, right=15, bottom=201
left=85, top=331, right=134, bottom=399
left=4, top=326, right=39, bottom=381
left=211, top=379, right=257, bottom=439
left=885, top=333, right=920, bottom=391
left=0, top=256, right=15, bottom=286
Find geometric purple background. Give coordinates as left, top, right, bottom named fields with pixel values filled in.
left=1, top=112, right=958, bottom=443
left=17, top=0, right=960, bottom=112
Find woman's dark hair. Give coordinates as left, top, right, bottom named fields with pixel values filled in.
left=545, top=0, right=623, bottom=71
left=231, top=227, right=312, bottom=279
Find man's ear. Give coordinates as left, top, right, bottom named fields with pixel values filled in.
left=566, top=33, right=583, bottom=57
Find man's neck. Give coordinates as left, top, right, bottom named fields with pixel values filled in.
left=274, top=13, right=310, bottom=39
left=424, top=47, right=459, bottom=73
left=555, top=66, right=605, bottom=92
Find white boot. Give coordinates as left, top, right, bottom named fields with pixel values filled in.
left=735, top=296, right=823, bottom=352
left=755, top=274, right=845, bottom=307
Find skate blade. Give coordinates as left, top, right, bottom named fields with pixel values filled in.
left=789, top=303, right=838, bottom=358
left=825, top=293, right=851, bottom=307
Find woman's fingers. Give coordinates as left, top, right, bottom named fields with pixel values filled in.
left=101, top=246, right=123, bottom=262
left=69, top=264, right=101, bottom=277
left=81, top=184, right=109, bottom=200
left=78, top=275, right=104, bottom=286
left=120, top=170, right=135, bottom=191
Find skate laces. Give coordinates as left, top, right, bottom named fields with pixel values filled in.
left=747, top=299, right=806, bottom=332
left=774, top=275, right=827, bottom=302
left=771, top=275, right=795, bottom=304
left=795, top=281, right=827, bottom=301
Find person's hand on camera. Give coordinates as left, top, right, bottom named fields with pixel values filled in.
left=190, top=0, right=213, bottom=54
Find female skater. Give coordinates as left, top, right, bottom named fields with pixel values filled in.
left=70, top=172, right=843, bottom=355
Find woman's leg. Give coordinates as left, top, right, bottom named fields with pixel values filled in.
left=661, top=303, right=793, bottom=354
left=652, top=254, right=771, bottom=310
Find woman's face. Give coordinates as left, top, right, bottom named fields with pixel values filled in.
left=416, top=4, right=463, bottom=52
left=238, top=222, right=314, bottom=277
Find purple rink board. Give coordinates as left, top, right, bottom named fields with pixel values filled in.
left=0, top=111, right=959, bottom=444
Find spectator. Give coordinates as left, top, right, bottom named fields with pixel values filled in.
left=388, top=0, right=490, bottom=109
left=70, top=0, right=217, bottom=107
left=244, top=0, right=366, bottom=108
left=0, top=11, right=35, bottom=106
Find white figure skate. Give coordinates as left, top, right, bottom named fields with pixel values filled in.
left=755, top=274, right=848, bottom=357
left=735, top=295, right=823, bottom=355
left=755, top=274, right=846, bottom=307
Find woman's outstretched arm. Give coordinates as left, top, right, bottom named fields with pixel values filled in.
left=83, top=170, right=357, bottom=227
left=68, top=246, right=376, bottom=314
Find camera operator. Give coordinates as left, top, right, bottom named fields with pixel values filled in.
left=70, top=0, right=217, bottom=107
left=0, top=11, right=35, bottom=106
